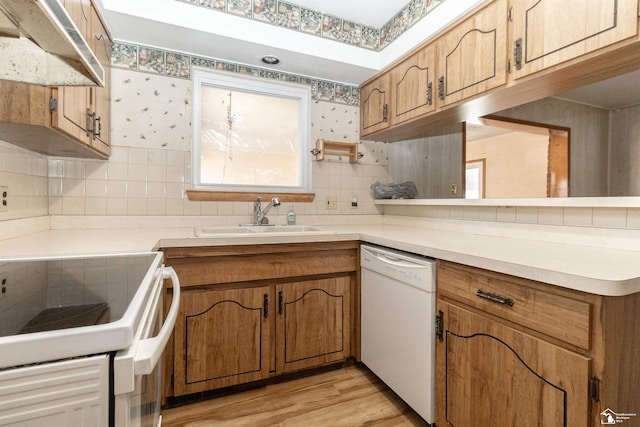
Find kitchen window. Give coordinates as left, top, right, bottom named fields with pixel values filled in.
left=189, top=69, right=312, bottom=200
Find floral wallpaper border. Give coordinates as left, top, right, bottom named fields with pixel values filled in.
left=176, top=0, right=447, bottom=51
left=111, top=41, right=360, bottom=106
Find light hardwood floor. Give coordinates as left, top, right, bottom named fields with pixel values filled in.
left=161, top=365, right=429, bottom=426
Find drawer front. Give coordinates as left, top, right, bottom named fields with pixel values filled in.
left=168, top=249, right=357, bottom=287
left=437, top=261, right=591, bottom=350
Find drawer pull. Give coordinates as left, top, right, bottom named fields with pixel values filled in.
left=476, top=289, right=514, bottom=307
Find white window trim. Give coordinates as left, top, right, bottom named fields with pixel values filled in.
left=191, top=68, right=312, bottom=193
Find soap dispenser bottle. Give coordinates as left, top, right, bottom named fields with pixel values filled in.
left=287, top=205, right=296, bottom=225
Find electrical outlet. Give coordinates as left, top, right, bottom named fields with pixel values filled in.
left=450, top=183, right=458, bottom=195
left=0, top=273, right=7, bottom=299
left=325, top=195, right=337, bottom=210
left=351, top=196, right=358, bottom=208
left=0, top=186, right=7, bottom=212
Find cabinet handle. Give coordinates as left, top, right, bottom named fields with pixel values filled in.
left=437, top=77, right=445, bottom=100
left=514, top=38, right=523, bottom=70
left=94, top=116, right=102, bottom=139
left=427, top=82, right=433, bottom=105
left=278, top=290, right=283, bottom=314
left=382, top=104, right=388, bottom=122
left=85, top=108, right=94, bottom=137
left=435, top=309, right=444, bottom=342
left=476, top=289, right=514, bottom=307
left=263, top=293, right=269, bottom=318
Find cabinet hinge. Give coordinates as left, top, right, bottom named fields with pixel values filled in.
left=437, top=77, right=445, bottom=101
left=514, top=38, right=523, bottom=71
left=49, top=97, right=58, bottom=112
left=638, top=2, right=640, bottom=17
left=427, top=82, right=433, bottom=105
left=507, top=6, right=513, bottom=21
left=589, top=376, right=600, bottom=402
left=435, top=309, right=444, bottom=342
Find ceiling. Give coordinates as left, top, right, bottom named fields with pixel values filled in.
left=96, top=0, right=481, bottom=84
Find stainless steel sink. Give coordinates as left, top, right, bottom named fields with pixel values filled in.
left=194, top=225, right=335, bottom=237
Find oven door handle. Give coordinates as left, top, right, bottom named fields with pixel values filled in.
left=134, top=266, right=181, bottom=376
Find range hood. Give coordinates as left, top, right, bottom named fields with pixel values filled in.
left=0, top=0, right=104, bottom=86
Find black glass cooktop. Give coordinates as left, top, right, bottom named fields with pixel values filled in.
left=0, top=253, right=159, bottom=338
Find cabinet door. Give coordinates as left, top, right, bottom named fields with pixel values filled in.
left=390, top=44, right=437, bottom=125
left=512, top=0, right=638, bottom=80
left=90, top=7, right=111, bottom=156
left=276, top=276, right=351, bottom=373
left=173, top=286, right=272, bottom=396
left=51, top=0, right=93, bottom=145
left=436, top=0, right=507, bottom=107
left=360, top=73, right=391, bottom=137
left=436, top=302, right=590, bottom=427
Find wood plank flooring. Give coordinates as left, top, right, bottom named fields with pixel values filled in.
left=161, top=365, right=429, bottom=426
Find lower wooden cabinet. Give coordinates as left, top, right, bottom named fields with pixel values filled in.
left=439, top=301, right=590, bottom=426
left=162, top=242, right=358, bottom=399
left=277, top=277, right=351, bottom=374
left=436, top=260, right=640, bottom=427
left=173, top=285, right=272, bottom=396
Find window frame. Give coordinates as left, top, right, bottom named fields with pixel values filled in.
left=191, top=68, right=312, bottom=197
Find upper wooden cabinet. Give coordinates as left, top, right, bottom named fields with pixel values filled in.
left=0, top=0, right=111, bottom=159
left=360, top=73, right=391, bottom=137
left=89, top=7, right=112, bottom=156
left=390, top=44, right=437, bottom=125
left=359, top=0, right=640, bottom=142
left=512, top=0, right=639, bottom=79
left=436, top=0, right=507, bottom=107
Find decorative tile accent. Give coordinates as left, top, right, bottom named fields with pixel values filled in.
left=342, top=21, right=362, bottom=47
left=112, top=41, right=360, bottom=105
left=191, top=56, right=216, bottom=69
left=166, top=52, right=191, bottom=78
left=254, top=0, right=277, bottom=23
left=111, top=42, right=138, bottom=70
left=317, top=81, right=335, bottom=102
left=138, top=46, right=165, bottom=74
left=175, top=0, right=448, bottom=51
left=361, top=26, right=379, bottom=50
left=277, top=2, right=300, bottom=29
left=238, top=65, right=261, bottom=76
left=300, top=7, right=322, bottom=36
left=322, top=15, right=342, bottom=41
left=216, top=61, right=238, bottom=72
left=227, top=0, right=252, bottom=17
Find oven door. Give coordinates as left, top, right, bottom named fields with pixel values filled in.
left=114, top=266, right=180, bottom=427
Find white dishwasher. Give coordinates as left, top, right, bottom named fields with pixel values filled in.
left=360, top=244, right=436, bottom=424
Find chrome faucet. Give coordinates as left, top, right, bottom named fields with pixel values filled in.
left=254, top=196, right=281, bottom=224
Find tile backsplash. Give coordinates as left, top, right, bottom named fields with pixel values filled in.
left=46, top=68, right=388, bottom=220
left=1, top=61, right=640, bottom=235
left=0, top=142, right=49, bottom=222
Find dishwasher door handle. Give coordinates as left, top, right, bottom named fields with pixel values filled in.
left=363, top=248, right=428, bottom=269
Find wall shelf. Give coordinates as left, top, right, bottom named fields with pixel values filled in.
left=312, top=139, right=362, bottom=163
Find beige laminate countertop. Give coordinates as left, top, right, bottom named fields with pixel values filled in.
left=0, top=223, right=639, bottom=296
